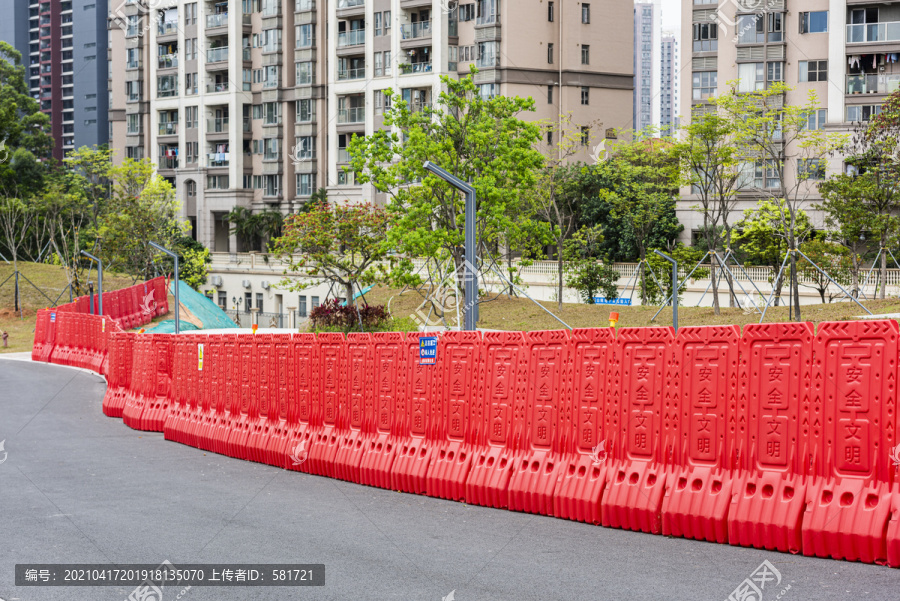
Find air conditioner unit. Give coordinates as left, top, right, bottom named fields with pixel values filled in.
left=260, top=280, right=270, bottom=290
left=210, top=275, right=223, bottom=287
left=242, top=279, right=252, bottom=289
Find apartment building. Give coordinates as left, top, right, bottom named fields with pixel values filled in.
left=0, top=0, right=109, bottom=161
left=660, top=31, right=678, bottom=135
left=109, top=0, right=633, bottom=252
left=634, top=0, right=661, bottom=132
left=679, top=0, right=898, bottom=242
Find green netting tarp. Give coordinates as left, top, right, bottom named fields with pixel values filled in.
left=145, top=280, right=238, bottom=332
left=144, top=320, right=200, bottom=334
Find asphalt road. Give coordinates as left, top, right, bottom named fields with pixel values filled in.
left=0, top=358, right=897, bottom=601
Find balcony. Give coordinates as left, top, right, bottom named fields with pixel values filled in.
left=158, top=122, right=179, bottom=136
left=847, top=73, right=900, bottom=95
left=847, top=22, right=900, bottom=44
left=337, top=148, right=351, bottom=163
left=157, top=80, right=178, bottom=98
left=338, top=67, right=365, bottom=80
left=158, top=21, right=178, bottom=36
left=207, top=46, right=229, bottom=63
left=208, top=152, right=230, bottom=167
left=208, top=117, right=230, bottom=133
left=206, top=13, right=228, bottom=29
left=126, top=58, right=142, bottom=70
left=338, top=0, right=364, bottom=6
left=207, top=80, right=230, bottom=93
left=338, top=29, right=365, bottom=47
left=243, top=117, right=251, bottom=132
left=401, top=20, right=431, bottom=40
left=158, top=156, right=179, bottom=169
left=338, top=106, right=365, bottom=123
left=401, top=61, right=432, bottom=74
left=158, top=54, right=178, bottom=69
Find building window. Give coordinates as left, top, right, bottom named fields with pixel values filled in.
left=767, top=12, right=783, bottom=42
left=547, top=43, right=553, bottom=64
left=799, top=11, right=828, bottom=34
left=312, top=296, right=320, bottom=309
left=546, top=128, right=553, bottom=145
left=297, top=173, right=312, bottom=196
left=460, top=4, right=474, bottom=21
left=296, top=61, right=313, bottom=85
left=738, top=62, right=765, bottom=92
left=375, top=12, right=382, bottom=36
left=581, top=44, right=589, bottom=65
left=582, top=3, right=590, bottom=24
left=374, top=52, right=383, bottom=77
left=767, top=61, right=783, bottom=83
left=296, top=24, right=314, bottom=48
left=294, top=136, right=315, bottom=160
left=548, top=1, right=554, bottom=22
left=384, top=10, right=391, bottom=33
left=847, top=104, right=882, bottom=122
left=798, top=159, right=825, bottom=181
left=127, top=114, right=141, bottom=134
left=799, top=60, right=827, bottom=83
left=296, top=99, right=315, bottom=122
left=217, top=291, right=227, bottom=309
left=806, top=108, right=827, bottom=130
left=547, top=85, right=553, bottom=104
left=737, top=14, right=764, bottom=44
left=186, top=180, right=196, bottom=197
left=580, top=126, right=589, bottom=146
left=298, top=295, right=307, bottom=317
left=692, top=22, right=717, bottom=52
left=581, top=86, right=589, bottom=105
left=692, top=71, right=717, bottom=100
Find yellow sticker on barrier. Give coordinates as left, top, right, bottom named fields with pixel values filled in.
left=198, top=343, right=204, bottom=371
left=102, top=318, right=105, bottom=332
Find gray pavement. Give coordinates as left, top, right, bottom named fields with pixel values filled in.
left=0, top=359, right=897, bottom=601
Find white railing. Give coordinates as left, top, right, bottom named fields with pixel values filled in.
left=338, top=29, right=365, bottom=47
left=847, top=21, right=900, bottom=44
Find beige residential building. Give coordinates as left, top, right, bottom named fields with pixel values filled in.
left=679, top=0, right=895, bottom=242
left=109, top=0, right=633, bottom=252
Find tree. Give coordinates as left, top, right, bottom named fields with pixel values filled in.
left=817, top=175, right=878, bottom=297
left=63, top=145, right=113, bottom=228
left=733, top=199, right=814, bottom=306
left=271, top=201, right=393, bottom=303
left=223, top=206, right=284, bottom=252
left=98, top=158, right=186, bottom=280
left=563, top=225, right=618, bottom=304
left=598, top=138, right=683, bottom=302
left=348, top=71, right=544, bottom=314
left=0, top=42, right=52, bottom=160
left=646, top=244, right=708, bottom=305
left=797, top=239, right=851, bottom=303
left=717, top=82, right=845, bottom=320
left=528, top=114, right=600, bottom=310
left=673, top=109, right=741, bottom=314
left=174, top=234, right=210, bottom=291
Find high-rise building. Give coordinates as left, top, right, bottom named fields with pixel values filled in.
left=679, top=0, right=880, bottom=242
left=0, top=0, right=109, bottom=161
left=660, top=32, right=677, bottom=135
left=634, top=0, right=661, bottom=132
left=109, top=0, right=634, bottom=252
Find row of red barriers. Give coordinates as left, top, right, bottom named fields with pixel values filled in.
left=34, top=317, right=900, bottom=567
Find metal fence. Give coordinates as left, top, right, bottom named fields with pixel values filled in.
left=226, top=310, right=308, bottom=329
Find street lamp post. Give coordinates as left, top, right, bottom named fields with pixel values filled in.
left=149, top=242, right=180, bottom=334
left=80, top=250, right=103, bottom=316
left=422, top=161, right=478, bottom=331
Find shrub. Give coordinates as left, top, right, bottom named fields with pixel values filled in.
left=309, top=299, right=390, bottom=332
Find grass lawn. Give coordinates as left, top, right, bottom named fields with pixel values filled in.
left=0, top=262, right=144, bottom=354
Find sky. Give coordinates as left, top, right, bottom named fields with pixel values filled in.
left=661, top=0, right=681, bottom=34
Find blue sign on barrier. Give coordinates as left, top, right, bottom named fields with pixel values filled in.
left=593, top=297, right=632, bottom=306
left=50, top=313, right=56, bottom=322
left=419, top=336, right=437, bottom=365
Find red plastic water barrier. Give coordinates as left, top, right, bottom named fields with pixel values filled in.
left=331, top=333, right=372, bottom=483
left=427, top=331, right=481, bottom=502
left=305, top=332, right=345, bottom=477
left=358, top=332, right=406, bottom=489
left=602, top=327, right=675, bottom=534
left=279, top=333, right=320, bottom=471
left=554, top=327, right=616, bottom=525
left=466, top=331, right=524, bottom=509
left=804, top=320, right=898, bottom=565
left=730, top=322, right=814, bottom=554
left=661, top=325, right=739, bottom=543
left=265, top=334, right=302, bottom=468
left=507, top=330, right=570, bottom=516
left=32, top=310, right=49, bottom=362
left=392, top=332, right=440, bottom=495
